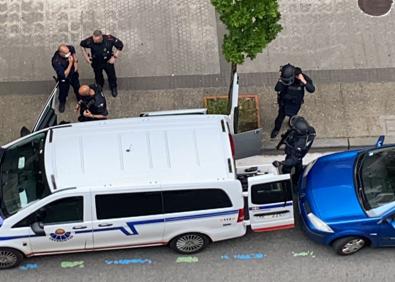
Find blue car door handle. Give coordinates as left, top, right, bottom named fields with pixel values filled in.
left=98, top=223, right=113, bottom=227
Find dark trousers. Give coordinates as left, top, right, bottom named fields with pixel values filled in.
left=282, top=156, right=303, bottom=188
left=93, top=62, right=117, bottom=90
left=274, top=105, right=288, bottom=131
left=273, top=103, right=301, bottom=131
left=58, top=72, right=80, bottom=104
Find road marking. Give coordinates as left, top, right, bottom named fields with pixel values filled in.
left=221, top=253, right=266, bottom=261
left=104, top=258, right=153, bottom=265
left=60, top=261, right=85, bottom=268
left=292, top=251, right=316, bottom=258
left=19, top=263, right=38, bottom=270
left=176, top=256, right=199, bottom=263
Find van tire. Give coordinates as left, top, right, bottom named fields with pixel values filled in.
left=169, top=233, right=210, bottom=254
left=332, top=236, right=366, bottom=255
left=0, top=248, right=24, bottom=269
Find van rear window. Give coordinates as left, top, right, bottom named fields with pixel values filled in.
left=163, top=189, right=232, bottom=213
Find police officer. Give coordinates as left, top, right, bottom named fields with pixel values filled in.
left=51, top=44, right=81, bottom=113
left=80, top=30, right=124, bottom=97
left=76, top=84, right=108, bottom=122
left=273, top=116, right=316, bottom=185
left=271, top=64, right=315, bottom=139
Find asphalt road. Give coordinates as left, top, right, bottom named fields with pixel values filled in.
left=0, top=220, right=394, bottom=282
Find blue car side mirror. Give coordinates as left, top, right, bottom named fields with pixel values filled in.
left=375, top=135, right=385, bottom=148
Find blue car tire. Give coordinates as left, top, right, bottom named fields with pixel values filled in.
left=332, top=236, right=366, bottom=255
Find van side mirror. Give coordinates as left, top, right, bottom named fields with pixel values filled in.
left=31, top=222, right=46, bottom=236
left=20, top=126, right=31, bottom=137
left=375, top=135, right=385, bottom=148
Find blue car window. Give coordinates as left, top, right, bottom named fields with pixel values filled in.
left=361, top=147, right=395, bottom=209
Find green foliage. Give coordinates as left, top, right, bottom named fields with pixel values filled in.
left=206, top=96, right=259, bottom=132
left=211, top=0, right=282, bottom=65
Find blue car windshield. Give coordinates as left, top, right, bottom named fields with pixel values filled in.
left=360, top=147, right=395, bottom=210
left=0, top=132, right=51, bottom=218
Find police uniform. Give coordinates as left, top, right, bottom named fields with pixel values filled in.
left=51, top=45, right=80, bottom=104
left=78, top=84, right=108, bottom=122
left=275, top=117, right=316, bottom=185
left=273, top=73, right=315, bottom=132
left=80, top=34, right=124, bottom=92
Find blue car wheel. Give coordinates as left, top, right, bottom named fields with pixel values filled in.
left=332, top=236, right=367, bottom=255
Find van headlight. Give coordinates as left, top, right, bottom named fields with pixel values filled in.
left=303, top=159, right=317, bottom=177
left=307, top=213, right=334, bottom=233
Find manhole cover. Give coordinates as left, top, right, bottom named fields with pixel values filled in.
left=358, top=0, right=393, bottom=16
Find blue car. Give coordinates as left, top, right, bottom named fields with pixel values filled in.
left=299, top=137, right=395, bottom=255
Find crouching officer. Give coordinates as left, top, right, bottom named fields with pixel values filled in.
left=271, top=64, right=315, bottom=139
left=51, top=44, right=81, bottom=113
left=273, top=116, right=316, bottom=185
left=80, top=30, right=124, bottom=97
left=76, top=84, right=108, bottom=122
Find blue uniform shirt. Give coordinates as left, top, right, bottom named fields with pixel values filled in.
left=51, top=45, right=77, bottom=81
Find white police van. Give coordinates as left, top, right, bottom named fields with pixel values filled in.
left=0, top=74, right=294, bottom=269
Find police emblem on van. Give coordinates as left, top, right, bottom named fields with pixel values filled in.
left=49, top=228, right=73, bottom=242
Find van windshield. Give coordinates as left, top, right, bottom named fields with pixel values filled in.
left=358, top=147, right=395, bottom=210
left=0, top=132, right=51, bottom=218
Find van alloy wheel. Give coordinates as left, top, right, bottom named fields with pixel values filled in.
left=170, top=233, right=209, bottom=254
left=0, top=250, right=18, bottom=269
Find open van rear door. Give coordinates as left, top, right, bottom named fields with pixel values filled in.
left=247, top=174, right=294, bottom=232
left=32, top=84, right=58, bottom=132
left=228, top=72, right=263, bottom=159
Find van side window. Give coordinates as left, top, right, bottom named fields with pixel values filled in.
left=163, top=189, right=232, bottom=213
left=95, top=192, right=162, bottom=220
left=251, top=181, right=292, bottom=205
left=13, top=197, right=83, bottom=228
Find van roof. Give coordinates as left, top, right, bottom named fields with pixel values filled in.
left=44, top=115, right=234, bottom=193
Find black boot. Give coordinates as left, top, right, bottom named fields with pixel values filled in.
left=270, top=129, right=279, bottom=139
left=111, top=88, right=118, bottom=97
left=58, top=103, right=65, bottom=113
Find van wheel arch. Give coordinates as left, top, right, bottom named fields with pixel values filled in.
left=169, top=232, right=211, bottom=254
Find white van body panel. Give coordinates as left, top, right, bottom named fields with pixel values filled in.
left=161, top=180, right=246, bottom=243
left=43, top=115, right=234, bottom=192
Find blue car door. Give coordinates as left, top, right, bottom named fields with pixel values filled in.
left=378, top=214, right=395, bottom=246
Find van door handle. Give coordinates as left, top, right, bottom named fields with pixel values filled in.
left=72, top=226, right=88, bottom=230
left=98, top=223, right=113, bottom=227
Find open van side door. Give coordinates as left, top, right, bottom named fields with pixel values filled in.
left=32, top=83, right=58, bottom=132
left=247, top=174, right=294, bottom=232
left=228, top=72, right=263, bottom=159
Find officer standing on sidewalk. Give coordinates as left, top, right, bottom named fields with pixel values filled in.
left=80, top=30, right=124, bottom=97
left=270, top=64, right=315, bottom=139
left=273, top=116, right=316, bottom=185
left=51, top=44, right=81, bottom=113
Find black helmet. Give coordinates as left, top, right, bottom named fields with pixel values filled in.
left=280, top=64, right=295, bottom=86
left=289, top=116, right=310, bottom=134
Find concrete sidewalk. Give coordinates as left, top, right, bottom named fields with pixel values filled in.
left=0, top=80, right=394, bottom=149
left=0, top=0, right=395, bottom=148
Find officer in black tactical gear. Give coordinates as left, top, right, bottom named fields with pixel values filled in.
left=271, top=64, right=315, bottom=139
left=76, top=84, right=108, bottom=122
left=80, top=30, right=124, bottom=97
left=273, top=116, right=316, bottom=185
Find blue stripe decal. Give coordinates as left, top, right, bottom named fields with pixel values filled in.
left=249, top=202, right=293, bottom=211
left=0, top=235, right=31, bottom=241
left=0, top=210, right=240, bottom=240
